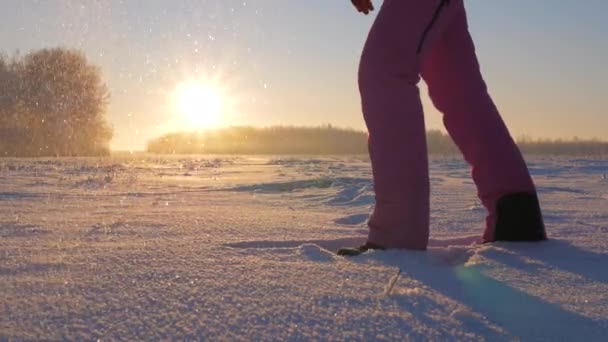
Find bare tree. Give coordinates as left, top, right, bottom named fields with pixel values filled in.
left=0, top=53, right=26, bottom=155
left=1, top=48, right=112, bottom=156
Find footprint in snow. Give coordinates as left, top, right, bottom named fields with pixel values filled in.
left=226, top=236, right=480, bottom=267
left=298, top=244, right=336, bottom=263
left=334, top=213, right=368, bottom=226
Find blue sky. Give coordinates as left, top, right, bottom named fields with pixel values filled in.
left=1, top=0, right=607, bottom=150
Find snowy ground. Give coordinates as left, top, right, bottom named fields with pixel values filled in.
left=1, top=154, right=608, bottom=341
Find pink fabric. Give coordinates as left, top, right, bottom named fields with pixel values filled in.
left=359, top=0, right=536, bottom=249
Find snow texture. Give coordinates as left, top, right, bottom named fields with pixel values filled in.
left=1, top=155, right=608, bottom=341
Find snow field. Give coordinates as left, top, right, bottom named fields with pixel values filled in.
left=1, top=155, right=607, bottom=340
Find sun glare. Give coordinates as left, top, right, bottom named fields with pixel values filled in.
left=173, top=82, right=224, bottom=128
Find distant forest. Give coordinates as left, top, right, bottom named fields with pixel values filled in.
left=146, top=126, right=608, bottom=156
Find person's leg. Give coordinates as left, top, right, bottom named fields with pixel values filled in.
left=420, top=5, right=546, bottom=242
left=357, top=0, right=460, bottom=250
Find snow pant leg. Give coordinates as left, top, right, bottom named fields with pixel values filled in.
left=419, top=4, right=537, bottom=242
left=359, top=0, right=461, bottom=249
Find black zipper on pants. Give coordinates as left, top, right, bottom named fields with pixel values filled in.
left=416, top=0, right=450, bottom=54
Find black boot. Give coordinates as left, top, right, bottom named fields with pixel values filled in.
left=494, top=192, right=547, bottom=242
left=337, top=241, right=386, bottom=256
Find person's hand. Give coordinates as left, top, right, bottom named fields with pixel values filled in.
left=351, top=0, right=374, bottom=15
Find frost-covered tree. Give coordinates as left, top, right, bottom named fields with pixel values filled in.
left=0, top=53, right=26, bottom=155
left=0, top=48, right=112, bottom=156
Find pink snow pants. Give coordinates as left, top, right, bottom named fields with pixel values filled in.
left=359, top=0, right=536, bottom=249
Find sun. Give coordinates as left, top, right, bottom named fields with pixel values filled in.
left=173, top=82, right=224, bottom=128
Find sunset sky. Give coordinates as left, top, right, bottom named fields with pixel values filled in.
left=1, top=0, right=607, bottom=150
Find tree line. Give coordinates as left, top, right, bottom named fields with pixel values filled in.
left=147, top=126, right=608, bottom=156
left=0, top=48, right=112, bottom=157
left=517, top=137, right=608, bottom=155
left=146, top=126, right=460, bottom=155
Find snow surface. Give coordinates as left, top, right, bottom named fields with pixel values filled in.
left=1, top=155, right=607, bottom=341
